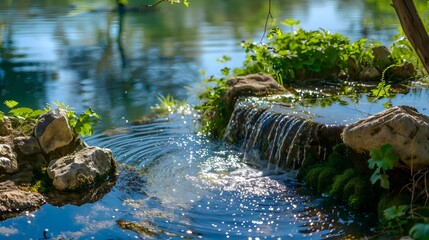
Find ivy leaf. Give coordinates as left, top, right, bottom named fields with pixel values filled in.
left=4, top=100, right=19, bottom=109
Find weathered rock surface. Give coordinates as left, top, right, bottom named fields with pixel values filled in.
left=342, top=105, right=429, bottom=170
left=14, top=136, right=42, bottom=155
left=225, top=73, right=287, bottom=110
left=47, top=146, right=115, bottom=190
left=0, top=117, right=12, bottom=136
left=34, top=108, right=74, bottom=154
left=0, top=143, right=18, bottom=174
left=0, top=181, right=44, bottom=216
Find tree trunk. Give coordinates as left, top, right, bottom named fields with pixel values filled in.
left=392, top=0, right=429, bottom=74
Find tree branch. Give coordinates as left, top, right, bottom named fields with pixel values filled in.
left=260, top=0, right=273, bottom=43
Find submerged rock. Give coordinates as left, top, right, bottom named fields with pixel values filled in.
left=47, top=146, right=116, bottom=190
left=342, top=105, right=429, bottom=170
left=34, top=108, right=74, bottom=154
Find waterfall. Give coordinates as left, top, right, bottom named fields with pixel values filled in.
left=224, top=103, right=342, bottom=172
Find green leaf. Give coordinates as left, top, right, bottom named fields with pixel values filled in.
left=410, top=223, right=429, bottom=240
left=9, top=107, right=33, bottom=117
left=0, top=111, right=4, bottom=121
left=183, top=0, right=189, bottom=7
left=4, top=100, right=19, bottom=109
left=383, top=205, right=408, bottom=221
left=281, top=18, right=300, bottom=27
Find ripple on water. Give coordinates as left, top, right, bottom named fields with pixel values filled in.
left=83, top=113, right=377, bottom=239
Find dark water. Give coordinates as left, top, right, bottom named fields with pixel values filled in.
left=0, top=0, right=426, bottom=239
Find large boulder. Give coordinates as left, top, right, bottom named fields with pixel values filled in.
left=47, top=146, right=116, bottom=190
left=34, top=108, right=74, bottom=154
left=0, top=142, right=18, bottom=174
left=342, top=105, right=429, bottom=170
left=225, top=73, right=287, bottom=110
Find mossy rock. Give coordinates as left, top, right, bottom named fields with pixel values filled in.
left=326, top=143, right=354, bottom=171
left=317, top=167, right=339, bottom=194
left=344, top=176, right=375, bottom=210
left=329, top=168, right=356, bottom=199
left=304, top=165, right=325, bottom=188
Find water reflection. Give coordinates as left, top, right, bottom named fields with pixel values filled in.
left=0, top=0, right=424, bottom=239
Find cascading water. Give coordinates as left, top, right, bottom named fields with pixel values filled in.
left=224, top=102, right=343, bottom=172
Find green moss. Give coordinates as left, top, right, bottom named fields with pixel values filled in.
left=326, top=143, right=354, bottom=171
left=317, top=167, right=339, bottom=194
left=304, top=165, right=325, bottom=188
left=344, top=176, right=375, bottom=210
left=329, top=168, right=356, bottom=199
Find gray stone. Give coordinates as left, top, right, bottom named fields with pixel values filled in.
left=47, top=146, right=115, bottom=190
left=14, top=136, right=42, bottom=155
left=342, top=105, right=429, bottom=170
left=0, top=181, right=44, bottom=213
left=34, top=108, right=74, bottom=154
left=0, top=143, right=18, bottom=173
left=0, top=117, right=12, bottom=136
left=225, top=73, right=287, bottom=110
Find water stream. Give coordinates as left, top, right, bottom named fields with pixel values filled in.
left=1, top=0, right=428, bottom=239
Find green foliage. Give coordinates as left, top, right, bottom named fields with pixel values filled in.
left=47, top=101, right=101, bottom=138
left=383, top=205, right=409, bottom=231
left=234, top=19, right=377, bottom=83
left=410, top=223, right=429, bottom=240
left=195, top=76, right=229, bottom=137
left=151, top=94, right=189, bottom=116
left=1, top=100, right=45, bottom=134
left=368, top=144, right=399, bottom=189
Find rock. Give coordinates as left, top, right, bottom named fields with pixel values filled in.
left=0, top=117, right=12, bottom=136
left=372, top=46, right=391, bottom=63
left=225, top=73, right=287, bottom=110
left=47, top=146, right=116, bottom=190
left=0, top=143, right=18, bottom=174
left=391, top=62, right=415, bottom=78
left=359, top=67, right=380, bottom=81
left=14, top=136, right=42, bottom=155
left=34, top=108, right=74, bottom=154
left=0, top=181, right=44, bottom=216
left=342, top=105, right=429, bottom=170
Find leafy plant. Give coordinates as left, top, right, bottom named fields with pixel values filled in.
left=151, top=94, right=189, bottom=116
left=234, top=19, right=378, bottom=83
left=47, top=101, right=101, bottom=137
left=368, top=144, right=399, bottom=189
left=410, top=223, right=429, bottom=240
left=383, top=205, right=409, bottom=231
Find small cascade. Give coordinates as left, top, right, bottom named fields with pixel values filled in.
left=224, top=104, right=343, bottom=171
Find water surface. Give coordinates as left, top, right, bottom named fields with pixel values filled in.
left=0, top=0, right=424, bottom=239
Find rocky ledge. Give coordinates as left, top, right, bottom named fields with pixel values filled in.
left=0, top=108, right=116, bottom=219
